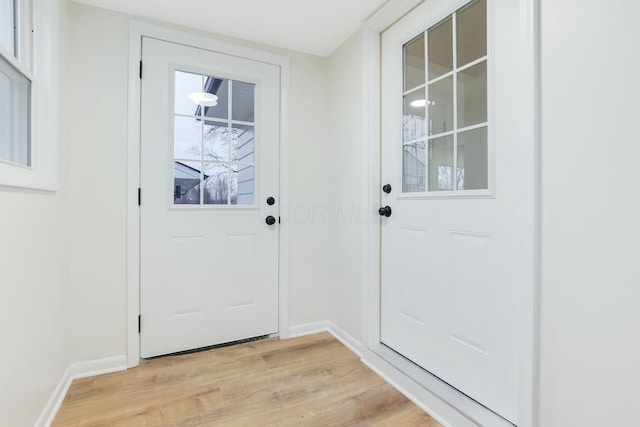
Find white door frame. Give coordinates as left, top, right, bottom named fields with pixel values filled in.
left=126, top=21, right=291, bottom=368
left=360, top=1, right=540, bottom=426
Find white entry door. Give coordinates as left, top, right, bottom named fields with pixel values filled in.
left=381, top=0, right=530, bottom=423
left=140, top=37, right=280, bottom=358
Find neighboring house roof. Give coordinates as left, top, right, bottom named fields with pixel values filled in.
left=174, top=161, right=208, bottom=194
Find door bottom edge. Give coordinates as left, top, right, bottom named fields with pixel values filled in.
left=143, top=333, right=276, bottom=360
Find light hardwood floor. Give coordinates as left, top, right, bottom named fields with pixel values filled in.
left=53, top=332, right=441, bottom=426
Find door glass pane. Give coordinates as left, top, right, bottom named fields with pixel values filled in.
left=203, top=163, right=229, bottom=205
left=203, top=77, right=229, bottom=120
left=174, top=161, right=201, bottom=205
left=399, top=0, right=489, bottom=195
left=174, top=116, right=201, bottom=160
left=403, top=141, right=426, bottom=193
left=232, top=125, right=254, bottom=164
left=403, top=89, right=426, bottom=141
left=457, top=61, right=487, bottom=128
left=428, top=76, right=454, bottom=135
left=404, top=34, right=425, bottom=91
left=173, top=71, right=259, bottom=205
left=457, top=0, right=487, bottom=67
left=428, top=135, right=454, bottom=191
left=457, top=127, right=487, bottom=190
left=235, top=165, right=255, bottom=205
left=174, top=71, right=202, bottom=116
left=428, top=17, right=453, bottom=80
left=203, top=121, right=229, bottom=164
left=232, top=81, right=255, bottom=122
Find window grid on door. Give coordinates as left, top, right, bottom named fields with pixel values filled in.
left=173, top=70, right=256, bottom=206
left=402, top=0, right=488, bottom=193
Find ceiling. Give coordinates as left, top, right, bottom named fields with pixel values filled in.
left=70, top=0, right=390, bottom=57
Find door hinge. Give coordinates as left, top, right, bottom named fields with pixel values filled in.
left=139, top=60, right=143, bottom=79
left=138, top=315, right=141, bottom=333
left=138, top=188, right=141, bottom=206
left=278, top=217, right=281, bottom=224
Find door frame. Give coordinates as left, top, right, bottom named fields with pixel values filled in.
left=360, top=1, right=540, bottom=426
left=125, top=21, right=291, bottom=368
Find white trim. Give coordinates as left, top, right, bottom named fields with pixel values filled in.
left=288, top=321, right=363, bottom=357
left=35, top=356, right=127, bottom=427
left=126, top=21, right=291, bottom=368
left=361, top=0, right=540, bottom=426
left=288, top=320, right=331, bottom=338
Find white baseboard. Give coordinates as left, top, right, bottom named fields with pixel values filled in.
left=288, top=321, right=331, bottom=338
left=35, top=355, right=127, bottom=427
left=288, top=320, right=364, bottom=357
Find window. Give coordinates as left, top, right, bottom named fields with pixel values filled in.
left=402, top=0, right=488, bottom=193
left=173, top=70, right=256, bottom=206
left=0, top=0, right=32, bottom=168
left=0, top=0, right=16, bottom=55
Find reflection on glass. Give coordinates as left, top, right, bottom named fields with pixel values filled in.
left=457, top=0, right=487, bottom=67
left=232, top=81, right=255, bottom=122
left=457, top=61, right=487, bottom=128
left=203, top=77, right=229, bottom=120
left=232, top=125, right=255, bottom=163
left=428, top=17, right=453, bottom=80
left=403, top=141, right=426, bottom=193
left=233, top=165, right=255, bottom=205
left=203, top=163, right=229, bottom=205
left=457, top=127, right=487, bottom=190
left=174, top=71, right=202, bottom=116
left=428, top=76, right=454, bottom=135
left=203, top=121, right=229, bottom=164
left=174, top=161, right=201, bottom=204
left=428, top=135, right=454, bottom=191
left=174, top=116, right=201, bottom=160
left=404, top=34, right=425, bottom=91
left=403, top=89, right=426, bottom=142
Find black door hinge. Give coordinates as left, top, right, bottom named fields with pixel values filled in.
left=139, top=60, right=143, bottom=79
left=278, top=217, right=281, bottom=224
left=138, top=315, right=141, bottom=333
left=138, top=188, right=141, bottom=206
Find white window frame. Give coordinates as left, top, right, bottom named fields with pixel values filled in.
left=0, top=0, right=60, bottom=191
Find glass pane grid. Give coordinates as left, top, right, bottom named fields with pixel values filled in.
left=402, top=0, right=487, bottom=194
left=173, top=71, right=256, bottom=206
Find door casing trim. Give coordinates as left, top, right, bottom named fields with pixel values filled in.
left=126, top=21, right=291, bottom=367
left=360, top=1, right=540, bottom=426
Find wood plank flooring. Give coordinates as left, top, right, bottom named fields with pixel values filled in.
left=53, top=333, right=441, bottom=426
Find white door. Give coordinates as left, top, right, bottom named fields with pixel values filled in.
left=140, top=37, right=280, bottom=358
left=381, top=0, right=528, bottom=422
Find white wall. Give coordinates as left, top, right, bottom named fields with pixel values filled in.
left=0, top=1, right=71, bottom=425
left=65, top=4, right=129, bottom=362
left=64, top=3, right=331, bottom=362
left=326, top=30, right=366, bottom=342
left=539, top=1, right=640, bottom=425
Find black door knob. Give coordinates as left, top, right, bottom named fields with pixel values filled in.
left=266, top=196, right=275, bottom=206
left=382, top=184, right=392, bottom=194
left=265, top=215, right=277, bottom=225
left=378, top=206, right=392, bottom=217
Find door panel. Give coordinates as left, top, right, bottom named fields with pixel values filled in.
left=381, top=0, right=523, bottom=422
left=140, top=37, right=280, bottom=358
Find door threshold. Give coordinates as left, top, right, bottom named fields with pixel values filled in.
left=144, top=334, right=276, bottom=360
left=368, top=344, right=515, bottom=427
